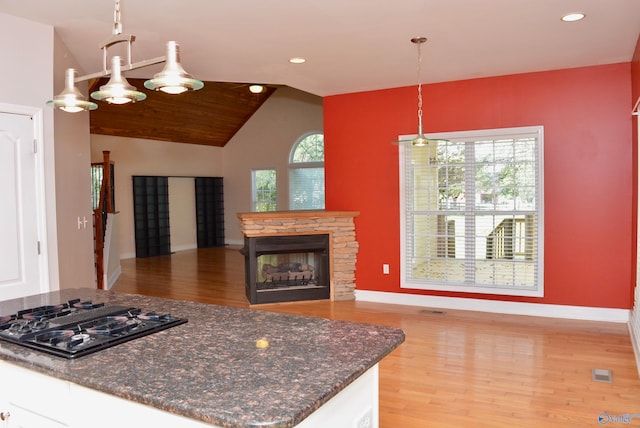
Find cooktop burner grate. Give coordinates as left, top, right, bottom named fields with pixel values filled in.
left=0, top=299, right=187, bottom=359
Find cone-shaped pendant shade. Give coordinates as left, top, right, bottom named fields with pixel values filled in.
left=144, top=41, right=204, bottom=94
left=46, top=69, right=98, bottom=113
left=91, top=56, right=147, bottom=104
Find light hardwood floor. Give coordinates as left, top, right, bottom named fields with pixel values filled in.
left=113, top=247, right=640, bottom=427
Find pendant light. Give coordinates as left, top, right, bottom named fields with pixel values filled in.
left=394, top=37, right=445, bottom=146
left=47, top=0, right=203, bottom=112
left=144, top=42, right=204, bottom=94
left=46, top=69, right=98, bottom=113
left=91, top=56, right=147, bottom=104
left=411, top=37, right=429, bottom=147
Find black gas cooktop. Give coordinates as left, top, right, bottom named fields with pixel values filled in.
left=0, top=299, right=187, bottom=359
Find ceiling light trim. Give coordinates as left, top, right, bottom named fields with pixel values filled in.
left=561, top=12, right=585, bottom=22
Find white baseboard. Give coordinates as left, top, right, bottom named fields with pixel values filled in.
left=355, top=290, right=630, bottom=323
left=629, top=311, right=640, bottom=378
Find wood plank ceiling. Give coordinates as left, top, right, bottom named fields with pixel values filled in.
left=89, top=79, right=276, bottom=147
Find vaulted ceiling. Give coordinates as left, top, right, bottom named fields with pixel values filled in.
left=88, top=79, right=276, bottom=147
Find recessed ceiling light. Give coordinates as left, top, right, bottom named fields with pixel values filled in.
left=561, top=12, right=585, bottom=22
left=289, top=57, right=306, bottom=64
left=249, top=84, right=265, bottom=94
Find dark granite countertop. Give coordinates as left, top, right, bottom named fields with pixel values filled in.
left=0, top=289, right=405, bottom=427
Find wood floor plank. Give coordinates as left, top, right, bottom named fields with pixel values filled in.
left=113, top=247, right=640, bottom=427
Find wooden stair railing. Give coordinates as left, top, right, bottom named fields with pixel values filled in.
left=92, top=151, right=113, bottom=290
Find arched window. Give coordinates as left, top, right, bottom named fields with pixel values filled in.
left=289, top=132, right=324, bottom=210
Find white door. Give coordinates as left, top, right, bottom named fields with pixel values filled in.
left=0, top=108, right=45, bottom=300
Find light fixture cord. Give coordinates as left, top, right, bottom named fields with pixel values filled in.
left=113, top=0, right=122, bottom=35
left=416, top=41, right=423, bottom=135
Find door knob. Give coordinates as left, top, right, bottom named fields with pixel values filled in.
left=0, top=411, right=9, bottom=420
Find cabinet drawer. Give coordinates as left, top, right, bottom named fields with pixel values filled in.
left=0, top=362, right=70, bottom=425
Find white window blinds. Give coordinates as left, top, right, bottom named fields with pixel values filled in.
left=289, top=132, right=325, bottom=210
left=399, top=126, right=544, bottom=297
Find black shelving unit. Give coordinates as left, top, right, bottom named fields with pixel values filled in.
left=195, top=177, right=225, bottom=248
left=132, top=176, right=171, bottom=258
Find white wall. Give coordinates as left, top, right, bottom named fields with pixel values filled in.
left=0, top=13, right=60, bottom=291
left=169, top=177, right=197, bottom=252
left=52, top=32, right=96, bottom=290
left=222, top=87, right=323, bottom=244
left=90, top=136, right=223, bottom=258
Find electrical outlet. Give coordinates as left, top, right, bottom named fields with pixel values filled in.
left=382, top=264, right=389, bottom=275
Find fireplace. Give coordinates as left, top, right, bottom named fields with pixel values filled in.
left=241, top=234, right=330, bottom=304
left=237, top=210, right=359, bottom=301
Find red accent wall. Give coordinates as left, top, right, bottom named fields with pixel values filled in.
left=324, top=63, right=634, bottom=308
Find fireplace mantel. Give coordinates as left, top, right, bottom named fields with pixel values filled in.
left=237, top=210, right=360, bottom=301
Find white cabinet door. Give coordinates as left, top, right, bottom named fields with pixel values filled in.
left=0, top=362, right=69, bottom=428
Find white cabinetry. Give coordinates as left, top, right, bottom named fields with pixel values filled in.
left=0, top=361, right=70, bottom=428
left=69, top=383, right=214, bottom=428
left=0, top=360, right=378, bottom=428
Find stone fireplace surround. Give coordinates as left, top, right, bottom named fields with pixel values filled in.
left=236, top=211, right=359, bottom=301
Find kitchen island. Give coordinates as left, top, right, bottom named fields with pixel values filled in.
left=0, top=289, right=404, bottom=427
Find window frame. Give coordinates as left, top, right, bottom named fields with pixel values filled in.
left=399, top=125, right=544, bottom=297
left=288, top=131, right=325, bottom=210
left=251, top=168, right=277, bottom=212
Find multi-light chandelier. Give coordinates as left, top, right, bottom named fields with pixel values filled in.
left=47, top=0, right=203, bottom=113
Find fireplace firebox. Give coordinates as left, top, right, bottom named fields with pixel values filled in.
left=241, top=234, right=330, bottom=304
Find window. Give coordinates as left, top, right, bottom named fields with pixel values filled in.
left=91, top=164, right=103, bottom=210
left=289, top=132, right=325, bottom=210
left=90, top=162, right=115, bottom=211
left=252, top=169, right=277, bottom=212
left=399, top=126, right=544, bottom=297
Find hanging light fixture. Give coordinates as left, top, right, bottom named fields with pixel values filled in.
left=411, top=37, right=429, bottom=147
left=46, top=69, right=98, bottom=112
left=47, top=0, right=203, bottom=113
left=144, top=41, right=204, bottom=94
left=91, top=56, right=146, bottom=104
left=394, top=37, right=445, bottom=146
